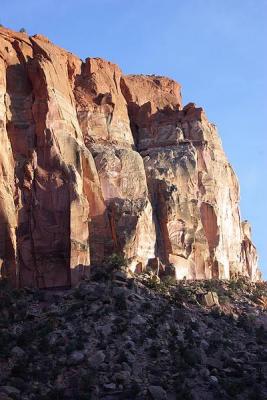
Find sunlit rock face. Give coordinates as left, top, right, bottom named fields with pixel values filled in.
left=0, top=27, right=260, bottom=287
left=121, top=79, right=260, bottom=281
left=72, top=58, right=156, bottom=272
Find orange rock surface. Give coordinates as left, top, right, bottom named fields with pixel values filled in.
left=0, top=28, right=260, bottom=287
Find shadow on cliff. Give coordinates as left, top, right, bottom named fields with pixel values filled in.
left=0, top=214, right=17, bottom=285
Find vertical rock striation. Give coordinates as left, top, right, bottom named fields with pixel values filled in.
left=0, top=28, right=260, bottom=287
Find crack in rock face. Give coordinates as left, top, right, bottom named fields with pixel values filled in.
left=0, top=27, right=260, bottom=288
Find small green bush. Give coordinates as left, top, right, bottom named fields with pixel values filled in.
left=229, top=276, right=249, bottom=291
left=105, top=252, right=128, bottom=270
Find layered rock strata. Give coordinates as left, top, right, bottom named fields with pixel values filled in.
left=0, top=28, right=260, bottom=287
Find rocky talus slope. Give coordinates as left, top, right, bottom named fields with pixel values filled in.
left=0, top=264, right=266, bottom=400
left=0, top=27, right=260, bottom=288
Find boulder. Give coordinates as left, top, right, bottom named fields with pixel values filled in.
left=148, top=385, right=167, bottom=400
left=203, top=292, right=220, bottom=307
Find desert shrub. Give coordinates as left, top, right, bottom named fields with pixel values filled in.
left=250, top=282, right=267, bottom=305
left=219, top=294, right=230, bottom=304
left=19, top=27, right=26, bottom=33
left=172, top=284, right=197, bottom=305
left=145, top=278, right=169, bottom=295
left=162, top=274, right=176, bottom=286
left=105, top=252, right=128, bottom=271
left=204, top=279, right=220, bottom=291
left=229, top=276, right=249, bottom=291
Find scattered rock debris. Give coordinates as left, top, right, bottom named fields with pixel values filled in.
left=0, top=271, right=266, bottom=399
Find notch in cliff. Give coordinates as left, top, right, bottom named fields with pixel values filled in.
left=0, top=27, right=260, bottom=288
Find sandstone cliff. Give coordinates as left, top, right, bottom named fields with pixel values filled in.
left=0, top=28, right=260, bottom=287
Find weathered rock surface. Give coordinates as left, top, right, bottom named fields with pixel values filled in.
left=0, top=27, right=260, bottom=287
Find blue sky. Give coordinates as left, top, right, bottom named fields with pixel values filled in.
left=1, top=0, right=266, bottom=277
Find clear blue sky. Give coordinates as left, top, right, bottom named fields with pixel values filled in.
left=1, top=0, right=267, bottom=278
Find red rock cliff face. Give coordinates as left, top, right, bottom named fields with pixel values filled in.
left=0, top=28, right=260, bottom=287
